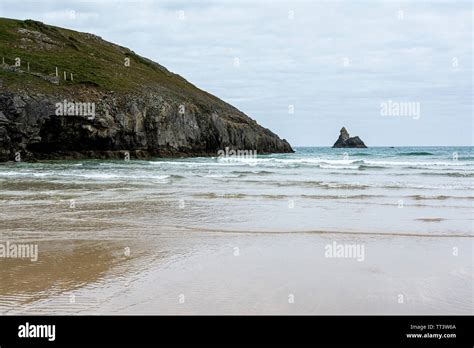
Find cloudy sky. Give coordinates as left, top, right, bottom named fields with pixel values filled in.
left=1, top=0, right=472, bottom=146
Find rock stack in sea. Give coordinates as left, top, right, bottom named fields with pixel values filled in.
left=332, top=127, right=367, bottom=148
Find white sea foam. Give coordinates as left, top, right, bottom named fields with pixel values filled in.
left=149, top=158, right=471, bottom=170
left=363, top=160, right=469, bottom=167
left=0, top=171, right=171, bottom=180
left=320, top=164, right=360, bottom=170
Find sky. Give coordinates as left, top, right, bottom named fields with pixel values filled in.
left=0, top=0, right=472, bottom=146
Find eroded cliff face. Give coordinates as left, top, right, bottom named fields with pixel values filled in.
left=0, top=87, right=292, bottom=161
left=0, top=18, right=292, bottom=161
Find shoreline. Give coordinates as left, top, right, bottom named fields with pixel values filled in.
left=0, top=148, right=296, bottom=163
left=0, top=145, right=469, bottom=164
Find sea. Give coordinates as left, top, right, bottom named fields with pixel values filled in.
left=0, top=146, right=472, bottom=236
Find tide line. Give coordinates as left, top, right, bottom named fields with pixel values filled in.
left=166, top=225, right=473, bottom=238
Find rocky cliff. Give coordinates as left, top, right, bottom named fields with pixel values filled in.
left=0, top=18, right=292, bottom=162
left=332, top=127, right=367, bottom=148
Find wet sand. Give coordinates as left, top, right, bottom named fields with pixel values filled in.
left=1, top=226, right=472, bottom=314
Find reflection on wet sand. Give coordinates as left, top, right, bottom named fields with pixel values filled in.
left=0, top=240, right=132, bottom=313
left=0, top=176, right=199, bottom=314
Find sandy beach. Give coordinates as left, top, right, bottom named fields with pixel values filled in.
left=1, top=231, right=472, bottom=315
left=1, top=148, right=472, bottom=315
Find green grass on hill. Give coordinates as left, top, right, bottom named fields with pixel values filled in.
left=0, top=17, right=218, bottom=102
